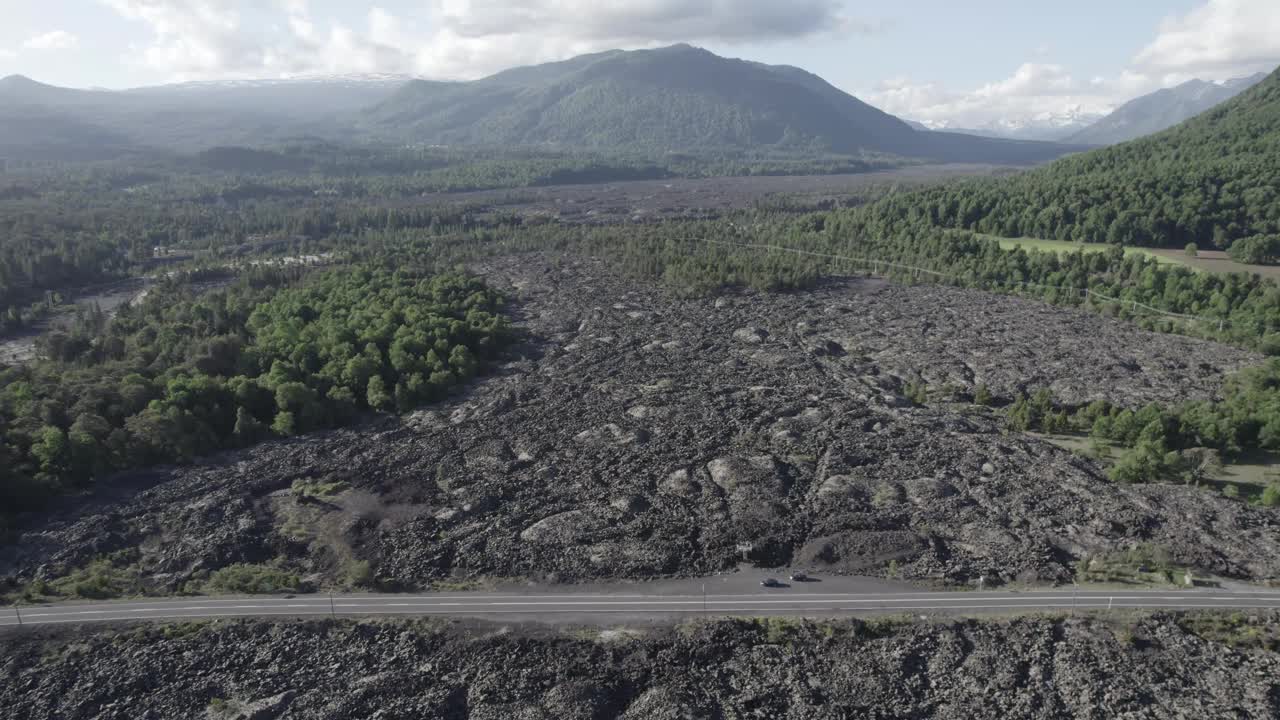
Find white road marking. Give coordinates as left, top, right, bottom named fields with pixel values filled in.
left=6, top=600, right=1280, bottom=627
left=5, top=590, right=1279, bottom=627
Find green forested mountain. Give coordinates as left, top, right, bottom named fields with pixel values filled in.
left=0, top=47, right=1084, bottom=164
left=864, top=67, right=1280, bottom=250
left=362, top=45, right=1081, bottom=164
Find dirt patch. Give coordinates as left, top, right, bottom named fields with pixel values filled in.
left=1149, top=248, right=1280, bottom=279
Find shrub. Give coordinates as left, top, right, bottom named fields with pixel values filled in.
left=1185, top=242, right=1198, bottom=257
left=903, top=381, right=928, bottom=405
left=345, top=559, right=374, bottom=587
left=1262, top=484, right=1280, bottom=508
left=48, top=559, right=142, bottom=599
left=204, top=564, right=300, bottom=594
left=291, top=477, right=349, bottom=500
left=973, top=384, right=994, bottom=406
left=872, top=484, right=901, bottom=507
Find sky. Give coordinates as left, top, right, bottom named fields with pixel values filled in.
left=1, top=0, right=1279, bottom=129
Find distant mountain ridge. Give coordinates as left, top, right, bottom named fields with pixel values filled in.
left=0, top=46, right=1087, bottom=165
left=1068, top=72, right=1269, bottom=145
left=916, top=108, right=1103, bottom=142
left=361, top=45, right=1084, bottom=164
left=0, top=72, right=406, bottom=159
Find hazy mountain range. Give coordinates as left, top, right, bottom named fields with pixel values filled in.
left=1067, top=72, right=1269, bottom=145
left=914, top=108, right=1104, bottom=142
left=904, top=72, right=1271, bottom=145
left=0, top=45, right=1085, bottom=166
left=1, top=48, right=1272, bottom=165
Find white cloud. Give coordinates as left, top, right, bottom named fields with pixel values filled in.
left=100, top=0, right=857, bottom=81
left=872, top=0, right=1280, bottom=131
left=0, top=49, right=15, bottom=60
left=1135, top=0, right=1280, bottom=76
left=23, top=31, right=80, bottom=51
left=434, top=0, right=843, bottom=44
left=868, top=63, right=1142, bottom=132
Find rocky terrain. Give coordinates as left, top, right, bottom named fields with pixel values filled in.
left=3, top=613, right=1279, bottom=718
left=2, top=255, right=1275, bottom=593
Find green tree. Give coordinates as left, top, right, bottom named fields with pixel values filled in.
left=1262, top=484, right=1280, bottom=508
left=233, top=407, right=268, bottom=445
left=30, top=426, right=70, bottom=478
left=366, top=375, right=393, bottom=412
left=271, top=410, right=297, bottom=437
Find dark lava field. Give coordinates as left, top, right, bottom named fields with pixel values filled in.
left=3, top=255, right=1275, bottom=593
left=4, top=613, right=1279, bottom=719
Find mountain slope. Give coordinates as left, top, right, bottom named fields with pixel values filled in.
left=366, top=45, right=916, bottom=153
left=0, top=74, right=408, bottom=159
left=861, top=67, right=1280, bottom=249
left=363, top=45, right=1082, bottom=164
left=0, top=49, right=1085, bottom=165
left=1069, top=72, right=1268, bottom=145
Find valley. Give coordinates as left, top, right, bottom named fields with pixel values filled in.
left=2, top=29, right=1280, bottom=719
left=3, top=256, right=1273, bottom=600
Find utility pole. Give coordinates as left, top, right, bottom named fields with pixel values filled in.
left=329, top=591, right=336, bottom=619
left=14, top=604, right=22, bottom=627
left=1071, top=580, right=1078, bottom=616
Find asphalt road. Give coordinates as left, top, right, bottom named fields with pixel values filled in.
left=5, top=587, right=1280, bottom=628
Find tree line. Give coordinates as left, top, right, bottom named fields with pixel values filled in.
left=1006, top=361, right=1280, bottom=498
left=0, top=266, right=510, bottom=532
left=842, top=69, right=1280, bottom=253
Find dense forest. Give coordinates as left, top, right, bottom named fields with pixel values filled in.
left=0, top=146, right=918, bottom=323
left=854, top=67, right=1280, bottom=251
left=0, top=266, right=510, bottom=531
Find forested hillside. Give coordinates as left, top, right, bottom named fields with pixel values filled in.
left=0, top=267, right=510, bottom=525
left=862, top=67, right=1280, bottom=250
left=2, top=46, right=1083, bottom=164
left=364, top=45, right=1082, bottom=164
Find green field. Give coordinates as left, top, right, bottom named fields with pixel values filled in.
left=985, top=235, right=1191, bottom=267
left=1033, top=432, right=1280, bottom=503
left=991, top=235, right=1280, bottom=278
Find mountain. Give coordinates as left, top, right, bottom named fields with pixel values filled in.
left=0, top=73, right=409, bottom=160
left=1068, top=72, right=1268, bottom=145
left=918, top=108, right=1103, bottom=142
left=868, top=67, right=1280, bottom=249
left=361, top=45, right=1084, bottom=164
left=0, top=49, right=1087, bottom=165
left=121, top=74, right=411, bottom=118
